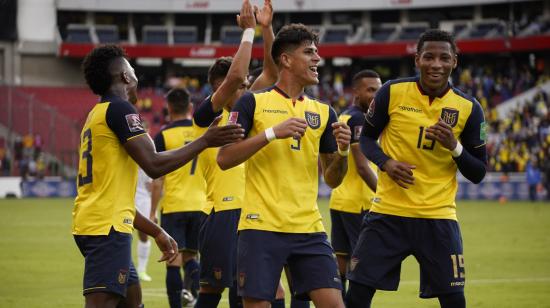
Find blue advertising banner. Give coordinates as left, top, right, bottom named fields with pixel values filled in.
left=21, top=178, right=77, bottom=198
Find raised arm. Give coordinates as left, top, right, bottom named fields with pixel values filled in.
left=249, top=0, right=278, bottom=91
left=210, top=0, right=256, bottom=112
left=125, top=116, right=244, bottom=179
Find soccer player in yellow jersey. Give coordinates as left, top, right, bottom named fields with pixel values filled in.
left=193, top=1, right=283, bottom=307
left=346, top=30, right=487, bottom=308
left=72, top=45, right=244, bottom=308
left=217, top=24, right=351, bottom=308
left=328, top=69, right=380, bottom=298
left=150, top=88, right=206, bottom=307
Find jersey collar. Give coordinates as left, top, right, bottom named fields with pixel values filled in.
left=415, top=78, right=451, bottom=99
left=273, top=85, right=305, bottom=102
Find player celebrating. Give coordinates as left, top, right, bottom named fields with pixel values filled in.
left=150, top=88, right=206, bottom=307
left=346, top=29, right=487, bottom=308
left=217, top=23, right=350, bottom=308
left=193, top=1, right=280, bottom=307
left=72, top=45, right=244, bottom=308
left=328, top=69, right=381, bottom=298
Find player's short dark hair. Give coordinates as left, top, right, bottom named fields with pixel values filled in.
left=165, top=88, right=190, bottom=114
left=82, top=44, right=127, bottom=96
left=271, top=23, right=319, bottom=65
left=417, top=29, right=457, bottom=54
left=208, top=57, right=233, bottom=85
left=352, top=70, right=381, bottom=86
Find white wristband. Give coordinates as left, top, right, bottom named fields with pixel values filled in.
left=337, top=147, right=350, bottom=157
left=265, top=127, right=276, bottom=142
left=451, top=141, right=463, bottom=157
left=241, top=28, right=255, bottom=44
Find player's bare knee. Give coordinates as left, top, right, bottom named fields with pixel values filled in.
left=180, top=250, right=197, bottom=263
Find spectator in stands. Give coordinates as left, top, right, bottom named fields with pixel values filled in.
left=526, top=156, right=542, bottom=202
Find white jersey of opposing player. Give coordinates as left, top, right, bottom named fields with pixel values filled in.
left=135, top=168, right=152, bottom=217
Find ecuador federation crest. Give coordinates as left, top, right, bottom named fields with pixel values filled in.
left=305, top=111, right=321, bottom=129
left=440, top=108, right=459, bottom=128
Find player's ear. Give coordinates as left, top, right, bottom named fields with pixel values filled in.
left=121, top=71, right=131, bottom=85
left=280, top=52, right=292, bottom=69
left=452, top=54, right=458, bottom=69
left=414, top=53, right=420, bottom=68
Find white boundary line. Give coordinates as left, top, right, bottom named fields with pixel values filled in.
left=141, top=277, right=550, bottom=296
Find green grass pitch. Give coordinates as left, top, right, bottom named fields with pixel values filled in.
left=0, top=198, right=549, bottom=307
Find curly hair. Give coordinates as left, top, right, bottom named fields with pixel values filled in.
left=82, top=45, right=127, bottom=96
left=271, top=23, right=319, bottom=65
left=417, top=29, right=457, bottom=54
left=207, top=56, right=233, bottom=86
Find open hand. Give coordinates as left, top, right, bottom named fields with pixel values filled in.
left=154, top=229, right=178, bottom=263
left=203, top=116, right=245, bottom=147
left=237, top=0, right=257, bottom=30
left=255, top=0, right=273, bottom=28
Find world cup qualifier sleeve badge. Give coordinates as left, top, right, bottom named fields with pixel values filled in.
left=440, top=108, right=459, bottom=128
left=305, top=111, right=321, bottom=129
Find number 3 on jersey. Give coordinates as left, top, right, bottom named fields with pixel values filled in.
left=78, top=128, right=93, bottom=186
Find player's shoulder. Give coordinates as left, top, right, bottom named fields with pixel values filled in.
left=450, top=85, right=481, bottom=107
left=161, top=119, right=193, bottom=132
left=382, top=76, right=418, bottom=90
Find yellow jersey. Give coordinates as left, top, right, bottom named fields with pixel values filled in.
left=329, top=105, right=375, bottom=213
left=231, top=86, right=338, bottom=233
left=193, top=97, right=245, bottom=214
left=363, top=77, right=486, bottom=220
left=72, top=95, right=146, bottom=235
left=153, top=119, right=206, bottom=213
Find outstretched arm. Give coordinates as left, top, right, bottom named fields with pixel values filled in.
left=217, top=117, right=308, bottom=170
left=125, top=116, right=244, bottom=179
left=211, top=0, right=257, bottom=112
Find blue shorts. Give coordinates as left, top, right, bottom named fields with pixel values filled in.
left=238, top=230, right=342, bottom=301
left=330, top=209, right=364, bottom=257
left=348, top=212, right=465, bottom=298
left=198, top=208, right=240, bottom=288
left=161, top=211, right=205, bottom=253
left=74, top=227, right=139, bottom=297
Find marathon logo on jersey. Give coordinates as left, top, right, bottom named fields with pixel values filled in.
left=354, top=126, right=363, bottom=141
left=367, top=99, right=375, bottom=118
left=440, top=108, right=459, bottom=128
left=222, top=196, right=234, bottom=202
left=125, top=114, right=144, bottom=132
left=227, top=112, right=239, bottom=125
left=123, top=218, right=133, bottom=225
left=305, top=111, right=321, bottom=129
left=118, top=269, right=128, bottom=284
